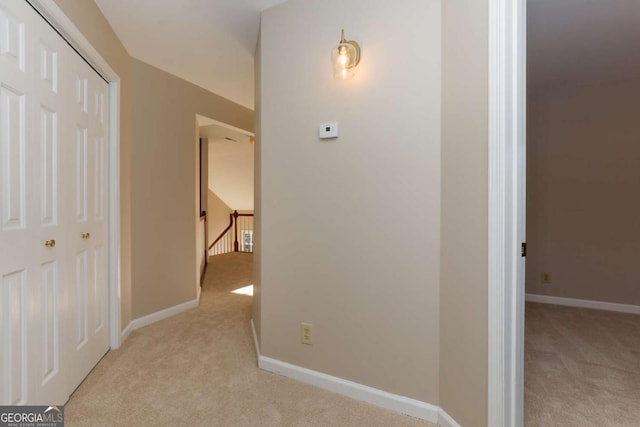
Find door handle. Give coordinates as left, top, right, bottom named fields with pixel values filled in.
left=44, top=240, right=56, bottom=248
left=82, top=233, right=91, bottom=240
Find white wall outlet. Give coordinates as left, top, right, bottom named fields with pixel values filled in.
left=301, top=322, right=313, bottom=345
left=319, top=122, right=339, bottom=139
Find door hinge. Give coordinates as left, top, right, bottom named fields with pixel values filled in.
left=521, top=242, right=527, bottom=257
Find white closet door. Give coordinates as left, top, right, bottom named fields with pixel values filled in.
left=0, top=0, right=109, bottom=405
left=28, top=2, right=73, bottom=405
left=65, top=42, right=109, bottom=394
left=0, top=0, right=33, bottom=406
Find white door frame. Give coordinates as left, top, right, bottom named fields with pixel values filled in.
left=27, top=0, right=123, bottom=350
left=488, top=0, right=527, bottom=426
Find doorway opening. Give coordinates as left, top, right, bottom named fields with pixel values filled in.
left=195, top=114, right=255, bottom=296
left=524, top=1, right=640, bottom=424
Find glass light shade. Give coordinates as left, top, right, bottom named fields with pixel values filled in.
left=332, top=42, right=358, bottom=80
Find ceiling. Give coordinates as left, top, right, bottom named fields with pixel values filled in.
left=529, top=0, right=640, bottom=88
left=94, top=0, right=288, bottom=110
left=199, top=123, right=252, bottom=145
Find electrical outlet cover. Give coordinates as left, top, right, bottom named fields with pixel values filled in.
left=541, top=272, right=552, bottom=284
left=301, top=322, right=313, bottom=345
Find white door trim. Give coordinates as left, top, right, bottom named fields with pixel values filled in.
left=488, top=0, right=526, bottom=426
left=27, top=0, right=123, bottom=350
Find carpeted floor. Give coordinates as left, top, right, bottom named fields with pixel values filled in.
left=65, top=252, right=433, bottom=427
left=525, top=302, right=640, bottom=426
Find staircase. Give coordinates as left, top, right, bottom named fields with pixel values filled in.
left=209, top=210, right=254, bottom=256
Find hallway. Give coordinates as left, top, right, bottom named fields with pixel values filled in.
left=65, top=253, right=431, bottom=426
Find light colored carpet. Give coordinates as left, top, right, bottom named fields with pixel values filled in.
left=65, top=252, right=433, bottom=427
left=525, top=302, right=640, bottom=426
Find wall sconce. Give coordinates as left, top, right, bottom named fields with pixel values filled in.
left=332, top=29, right=360, bottom=80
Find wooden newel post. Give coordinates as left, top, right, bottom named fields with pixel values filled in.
left=233, top=210, right=239, bottom=252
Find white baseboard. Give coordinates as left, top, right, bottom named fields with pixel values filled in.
left=120, top=321, right=134, bottom=343
left=438, top=408, right=462, bottom=427
left=250, top=319, right=260, bottom=357
left=250, top=321, right=456, bottom=425
left=526, top=294, right=640, bottom=315
left=118, top=299, right=200, bottom=345
left=258, top=356, right=440, bottom=423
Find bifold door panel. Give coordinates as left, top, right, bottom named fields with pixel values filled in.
left=0, top=0, right=109, bottom=405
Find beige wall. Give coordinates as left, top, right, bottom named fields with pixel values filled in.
left=130, top=59, right=253, bottom=319
left=207, top=190, right=233, bottom=248
left=253, top=29, right=263, bottom=344
left=526, top=79, right=640, bottom=305
left=259, top=0, right=441, bottom=403
left=440, top=0, right=489, bottom=425
left=52, top=0, right=133, bottom=329
left=208, top=139, right=254, bottom=211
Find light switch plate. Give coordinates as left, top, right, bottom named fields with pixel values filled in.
left=319, top=122, right=339, bottom=139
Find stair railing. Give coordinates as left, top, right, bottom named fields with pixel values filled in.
left=208, top=210, right=254, bottom=256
